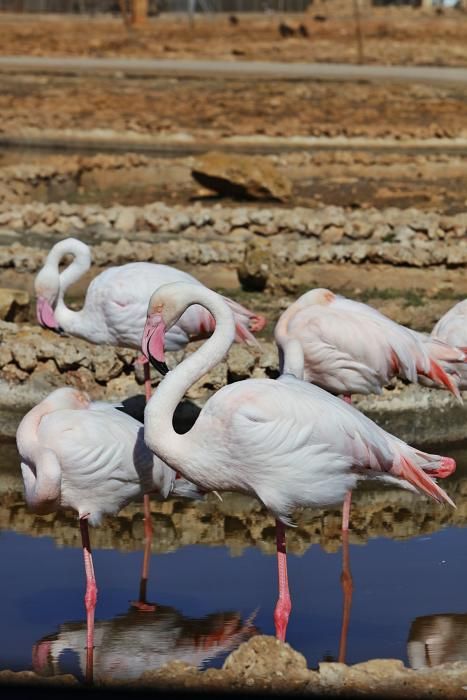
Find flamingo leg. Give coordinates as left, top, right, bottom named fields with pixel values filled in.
left=79, top=516, right=97, bottom=685
left=131, top=495, right=156, bottom=612
left=342, top=393, right=353, bottom=531
left=131, top=359, right=157, bottom=611
left=274, top=519, right=292, bottom=642
left=338, top=529, right=353, bottom=663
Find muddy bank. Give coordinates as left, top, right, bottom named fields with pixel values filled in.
left=4, top=636, right=467, bottom=696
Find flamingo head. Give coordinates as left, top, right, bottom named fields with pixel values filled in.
left=142, top=282, right=198, bottom=375
left=35, top=266, right=62, bottom=333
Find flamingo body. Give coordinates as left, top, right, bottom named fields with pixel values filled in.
left=16, top=387, right=200, bottom=525
left=430, top=299, right=467, bottom=390
left=142, top=283, right=455, bottom=522
left=275, top=288, right=464, bottom=398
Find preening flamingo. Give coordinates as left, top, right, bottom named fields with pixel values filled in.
left=34, top=237, right=266, bottom=400
left=430, top=299, right=467, bottom=389
left=33, top=607, right=257, bottom=683
left=274, top=288, right=463, bottom=530
left=141, top=281, right=455, bottom=642
left=16, top=387, right=201, bottom=681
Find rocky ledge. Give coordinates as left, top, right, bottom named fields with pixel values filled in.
left=0, top=320, right=466, bottom=443
left=2, top=636, right=467, bottom=696
left=0, top=200, right=466, bottom=294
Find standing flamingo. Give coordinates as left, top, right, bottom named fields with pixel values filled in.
left=141, top=281, right=455, bottom=642
left=274, top=288, right=463, bottom=531
left=16, top=387, right=201, bottom=682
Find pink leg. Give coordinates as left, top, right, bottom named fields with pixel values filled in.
left=342, top=393, right=353, bottom=531
left=79, top=517, right=97, bottom=685
left=131, top=492, right=156, bottom=612
left=338, top=529, right=353, bottom=663
left=274, top=519, right=292, bottom=642
left=342, top=491, right=352, bottom=532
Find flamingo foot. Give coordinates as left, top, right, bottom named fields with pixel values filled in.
left=130, top=600, right=157, bottom=612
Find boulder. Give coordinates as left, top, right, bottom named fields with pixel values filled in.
left=191, top=152, right=292, bottom=202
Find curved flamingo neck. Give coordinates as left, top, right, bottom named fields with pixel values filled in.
left=274, top=305, right=305, bottom=380
left=47, top=239, right=91, bottom=331
left=144, top=287, right=236, bottom=469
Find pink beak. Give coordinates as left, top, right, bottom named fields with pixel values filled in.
left=36, top=297, right=60, bottom=332
left=142, top=314, right=169, bottom=375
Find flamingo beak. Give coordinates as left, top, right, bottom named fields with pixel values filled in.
left=36, top=297, right=63, bottom=334
left=142, top=314, right=169, bottom=376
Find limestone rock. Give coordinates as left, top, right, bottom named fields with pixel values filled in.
left=0, top=288, right=29, bottom=321
left=191, top=152, right=292, bottom=201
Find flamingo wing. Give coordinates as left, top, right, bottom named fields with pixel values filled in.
left=201, top=375, right=453, bottom=523
left=39, top=406, right=175, bottom=521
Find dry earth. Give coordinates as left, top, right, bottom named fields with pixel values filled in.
left=0, top=5, right=466, bottom=67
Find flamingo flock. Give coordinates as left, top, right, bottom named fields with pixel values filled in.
left=16, top=236, right=467, bottom=679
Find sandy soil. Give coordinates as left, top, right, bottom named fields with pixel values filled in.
left=1, top=72, right=466, bottom=142
left=0, top=7, right=466, bottom=66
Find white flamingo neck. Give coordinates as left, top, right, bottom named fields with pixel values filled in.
left=274, top=305, right=305, bottom=379
left=144, top=287, right=236, bottom=468
left=48, top=239, right=91, bottom=330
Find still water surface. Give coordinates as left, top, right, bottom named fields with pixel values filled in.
left=1, top=440, right=467, bottom=682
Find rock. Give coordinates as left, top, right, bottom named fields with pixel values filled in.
left=114, top=208, right=136, bottom=233
left=0, top=288, right=29, bottom=321
left=238, top=239, right=298, bottom=293
left=223, top=636, right=311, bottom=692
left=0, top=669, right=77, bottom=686
left=191, top=152, right=292, bottom=201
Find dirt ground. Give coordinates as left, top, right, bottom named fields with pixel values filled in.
left=0, top=6, right=466, bottom=66
left=1, top=72, right=466, bottom=142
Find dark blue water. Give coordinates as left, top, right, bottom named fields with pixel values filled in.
left=1, top=524, right=467, bottom=679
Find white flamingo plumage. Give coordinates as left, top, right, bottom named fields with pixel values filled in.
left=274, top=288, right=462, bottom=530
left=141, top=282, right=455, bottom=642
left=16, top=387, right=201, bottom=680
left=430, top=299, right=467, bottom=389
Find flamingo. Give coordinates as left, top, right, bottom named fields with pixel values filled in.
left=274, top=288, right=463, bottom=531
left=141, top=281, right=455, bottom=642
left=32, top=607, right=257, bottom=683
left=430, top=299, right=467, bottom=389
left=34, top=237, right=266, bottom=402
left=16, top=387, right=202, bottom=682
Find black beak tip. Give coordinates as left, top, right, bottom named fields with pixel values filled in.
left=148, top=354, right=169, bottom=376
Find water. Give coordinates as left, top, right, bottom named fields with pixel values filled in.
left=1, top=440, right=467, bottom=682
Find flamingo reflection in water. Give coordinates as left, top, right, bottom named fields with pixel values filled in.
left=32, top=606, right=258, bottom=683
left=408, top=613, right=467, bottom=669
left=141, top=282, right=456, bottom=644
left=16, top=387, right=202, bottom=682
